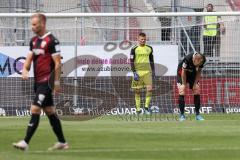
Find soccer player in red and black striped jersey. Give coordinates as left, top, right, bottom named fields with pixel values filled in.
left=13, top=13, right=69, bottom=151
left=177, top=52, right=206, bottom=121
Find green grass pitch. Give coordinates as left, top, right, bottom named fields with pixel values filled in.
left=1, top=114, right=240, bottom=160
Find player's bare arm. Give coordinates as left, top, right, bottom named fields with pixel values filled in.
left=179, top=69, right=187, bottom=95
left=194, top=68, right=201, bottom=86
left=22, top=52, right=33, bottom=80
left=181, top=69, right=187, bottom=86
left=52, top=54, right=61, bottom=93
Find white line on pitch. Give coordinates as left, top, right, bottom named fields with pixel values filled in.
left=27, top=147, right=240, bottom=153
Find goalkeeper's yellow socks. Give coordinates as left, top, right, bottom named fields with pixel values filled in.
left=135, top=93, right=141, bottom=112
left=145, top=91, right=152, bottom=108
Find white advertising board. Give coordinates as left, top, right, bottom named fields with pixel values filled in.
left=0, top=45, right=178, bottom=77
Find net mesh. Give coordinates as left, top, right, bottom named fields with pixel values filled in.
left=0, top=12, right=240, bottom=119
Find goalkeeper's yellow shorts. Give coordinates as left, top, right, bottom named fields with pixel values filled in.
left=131, top=72, right=152, bottom=89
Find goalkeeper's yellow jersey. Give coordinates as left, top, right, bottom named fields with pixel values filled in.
left=130, top=44, right=153, bottom=76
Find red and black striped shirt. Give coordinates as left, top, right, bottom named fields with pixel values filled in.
left=29, top=32, right=60, bottom=83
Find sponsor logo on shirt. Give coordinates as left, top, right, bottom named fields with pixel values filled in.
left=33, top=49, right=45, bottom=55
left=41, top=41, right=47, bottom=48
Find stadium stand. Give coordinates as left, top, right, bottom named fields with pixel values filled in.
left=228, top=0, right=240, bottom=11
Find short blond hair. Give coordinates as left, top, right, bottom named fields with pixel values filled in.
left=31, top=13, right=46, bottom=25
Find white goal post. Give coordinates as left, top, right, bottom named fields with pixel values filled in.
left=1, top=12, right=240, bottom=17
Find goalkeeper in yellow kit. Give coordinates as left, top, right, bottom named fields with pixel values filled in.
left=130, top=32, right=155, bottom=114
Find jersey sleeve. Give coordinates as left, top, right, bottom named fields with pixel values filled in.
left=130, top=47, right=136, bottom=72
left=148, top=46, right=155, bottom=72
left=182, top=58, right=189, bottom=69
left=49, top=38, right=61, bottom=56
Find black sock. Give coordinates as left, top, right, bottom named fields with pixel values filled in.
left=24, top=114, right=40, bottom=144
left=194, top=95, right=201, bottom=115
left=179, top=95, right=185, bottom=115
left=144, top=107, right=149, bottom=111
left=48, top=114, right=66, bottom=143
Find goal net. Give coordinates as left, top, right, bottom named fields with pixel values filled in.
left=0, top=13, right=240, bottom=120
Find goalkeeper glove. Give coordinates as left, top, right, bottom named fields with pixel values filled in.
left=133, top=72, right=139, bottom=81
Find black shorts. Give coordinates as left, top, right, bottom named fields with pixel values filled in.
left=33, top=82, right=53, bottom=108
left=177, top=73, right=196, bottom=89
